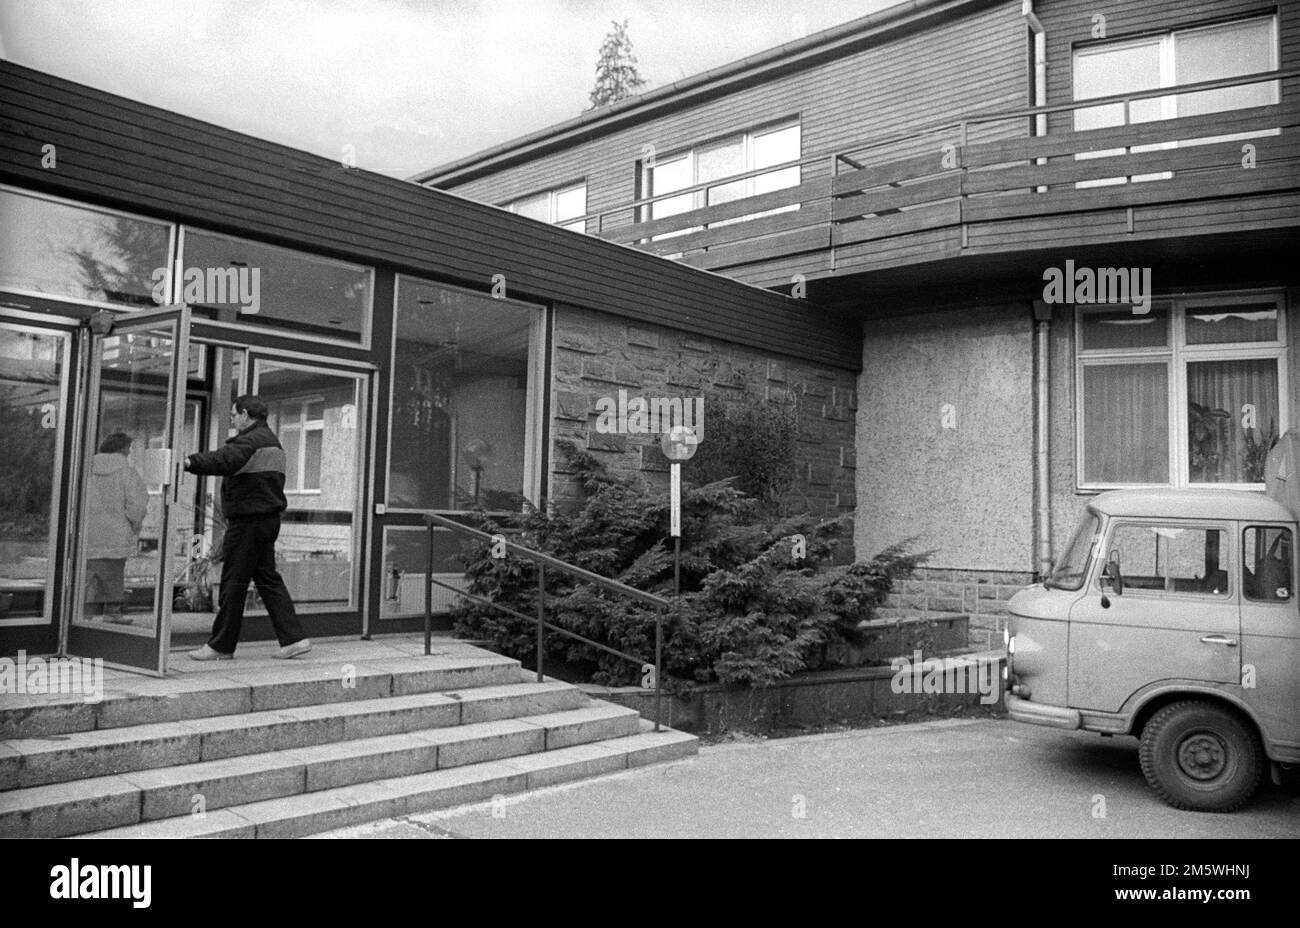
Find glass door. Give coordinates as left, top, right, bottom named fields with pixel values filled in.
left=66, top=305, right=191, bottom=675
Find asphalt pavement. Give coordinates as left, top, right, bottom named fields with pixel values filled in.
left=315, top=717, right=1300, bottom=839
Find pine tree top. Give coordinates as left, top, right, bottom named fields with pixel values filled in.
left=589, top=19, right=646, bottom=110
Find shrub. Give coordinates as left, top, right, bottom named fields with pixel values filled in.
left=451, top=441, right=927, bottom=688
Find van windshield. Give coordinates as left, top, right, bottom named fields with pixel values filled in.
left=1047, top=512, right=1100, bottom=591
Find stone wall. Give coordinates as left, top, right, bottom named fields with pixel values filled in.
left=548, top=303, right=857, bottom=520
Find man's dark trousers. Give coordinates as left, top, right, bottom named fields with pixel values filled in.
left=208, top=514, right=304, bottom=653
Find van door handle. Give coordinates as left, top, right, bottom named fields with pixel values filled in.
left=1200, top=635, right=1238, bottom=647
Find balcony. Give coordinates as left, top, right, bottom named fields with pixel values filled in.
left=591, top=70, right=1300, bottom=293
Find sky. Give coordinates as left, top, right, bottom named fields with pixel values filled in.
left=0, top=0, right=900, bottom=179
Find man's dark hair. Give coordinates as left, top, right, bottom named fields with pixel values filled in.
left=98, top=432, right=133, bottom=455
left=234, top=395, right=269, bottom=421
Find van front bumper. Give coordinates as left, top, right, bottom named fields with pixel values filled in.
left=1005, top=694, right=1081, bottom=730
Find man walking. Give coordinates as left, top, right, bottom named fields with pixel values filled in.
left=184, top=395, right=311, bottom=660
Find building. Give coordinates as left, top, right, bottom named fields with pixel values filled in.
left=415, top=0, right=1300, bottom=631
left=0, top=60, right=857, bottom=674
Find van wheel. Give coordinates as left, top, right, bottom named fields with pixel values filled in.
left=1138, top=701, right=1263, bottom=812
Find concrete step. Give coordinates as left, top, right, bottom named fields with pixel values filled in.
left=1, top=681, right=586, bottom=790
left=0, top=653, right=523, bottom=739
left=0, top=704, right=645, bottom=838
left=83, top=724, right=699, bottom=838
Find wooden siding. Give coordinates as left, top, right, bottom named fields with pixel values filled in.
left=0, top=62, right=861, bottom=370
left=436, top=0, right=1027, bottom=229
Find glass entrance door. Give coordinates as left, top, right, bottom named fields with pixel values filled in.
left=66, top=305, right=191, bottom=675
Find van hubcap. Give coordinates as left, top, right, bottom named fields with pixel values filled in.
left=1177, top=732, right=1227, bottom=780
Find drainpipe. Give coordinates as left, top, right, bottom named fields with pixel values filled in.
left=1032, top=301, right=1052, bottom=578
left=1026, top=1, right=1052, bottom=577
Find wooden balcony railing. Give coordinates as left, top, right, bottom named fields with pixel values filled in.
left=590, top=69, right=1300, bottom=278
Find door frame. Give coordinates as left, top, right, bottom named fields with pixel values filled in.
left=63, top=303, right=192, bottom=676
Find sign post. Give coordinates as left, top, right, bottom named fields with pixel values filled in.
left=660, top=425, right=699, bottom=596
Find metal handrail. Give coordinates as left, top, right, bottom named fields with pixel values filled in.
left=420, top=511, right=670, bottom=730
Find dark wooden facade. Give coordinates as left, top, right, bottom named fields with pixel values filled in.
left=0, top=61, right=860, bottom=370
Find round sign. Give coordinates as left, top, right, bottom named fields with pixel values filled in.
left=660, top=425, right=699, bottom=462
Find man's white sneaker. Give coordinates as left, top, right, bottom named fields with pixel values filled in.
left=273, top=639, right=312, bottom=659
left=189, top=644, right=233, bottom=661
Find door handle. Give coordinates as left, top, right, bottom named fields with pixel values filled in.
left=1199, top=635, right=1238, bottom=647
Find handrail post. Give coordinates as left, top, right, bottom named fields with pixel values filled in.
left=424, top=522, right=433, bottom=656
left=654, top=607, right=663, bottom=732
left=536, top=562, right=545, bottom=684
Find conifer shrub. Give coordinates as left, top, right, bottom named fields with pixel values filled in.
left=451, top=442, right=929, bottom=688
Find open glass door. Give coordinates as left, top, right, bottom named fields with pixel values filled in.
left=66, top=305, right=191, bottom=675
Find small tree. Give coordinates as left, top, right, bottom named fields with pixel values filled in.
left=589, top=19, right=646, bottom=109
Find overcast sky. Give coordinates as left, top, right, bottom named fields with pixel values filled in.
left=0, top=0, right=899, bottom=178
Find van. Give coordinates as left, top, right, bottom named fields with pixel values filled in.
left=1005, top=487, right=1300, bottom=812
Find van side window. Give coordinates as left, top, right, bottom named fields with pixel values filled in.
left=1243, top=526, right=1293, bottom=602
left=1108, top=524, right=1230, bottom=596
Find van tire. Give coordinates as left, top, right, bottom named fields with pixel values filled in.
left=1139, top=701, right=1263, bottom=813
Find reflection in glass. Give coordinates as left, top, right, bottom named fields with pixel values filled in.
left=1187, top=359, right=1278, bottom=484
left=255, top=361, right=360, bottom=608
left=0, top=189, right=171, bottom=307
left=390, top=280, right=539, bottom=512
left=76, top=325, right=180, bottom=633
left=379, top=527, right=468, bottom=619
left=182, top=229, right=372, bottom=340
left=0, top=327, right=66, bottom=622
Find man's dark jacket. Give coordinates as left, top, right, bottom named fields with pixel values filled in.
left=185, top=420, right=288, bottom=519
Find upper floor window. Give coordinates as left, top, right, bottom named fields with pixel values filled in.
left=0, top=186, right=172, bottom=308
left=1076, top=291, right=1286, bottom=489
left=1073, top=15, right=1278, bottom=149
left=504, top=182, right=587, bottom=233
left=642, top=121, right=801, bottom=232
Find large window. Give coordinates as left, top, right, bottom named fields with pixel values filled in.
left=504, top=182, right=587, bottom=233
left=641, top=121, right=801, bottom=235
left=388, top=277, right=544, bottom=512
left=0, top=187, right=173, bottom=307
left=180, top=228, right=373, bottom=343
left=1072, top=14, right=1279, bottom=184
left=0, top=325, right=69, bottom=624
left=1077, top=292, right=1286, bottom=489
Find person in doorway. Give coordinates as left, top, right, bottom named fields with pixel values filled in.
left=85, top=432, right=148, bottom=624
left=183, top=395, right=311, bottom=660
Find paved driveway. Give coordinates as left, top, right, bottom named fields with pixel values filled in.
left=317, top=718, right=1300, bottom=839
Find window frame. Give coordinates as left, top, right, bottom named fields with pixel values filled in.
left=639, top=118, right=802, bottom=227
left=0, top=183, right=178, bottom=312
left=1071, top=13, right=1279, bottom=119
left=271, top=396, right=326, bottom=495
left=1243, top=523, right=1294, bottom=604
left=1098, top=519, right=1235, bottom=601
left=502, top=181, right=588, bottom=233
left=176, top=226, right=375, bottom=350
left=385, top=274, right=547, bottom=516
left=1075, top=289, right=1288, bottom=491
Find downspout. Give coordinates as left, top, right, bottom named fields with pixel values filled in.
left=1026, top=1, right=1052, bottom=577
left=1033, top=302, right=1053, bottom=578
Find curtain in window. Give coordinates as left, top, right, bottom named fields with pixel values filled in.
left=1187, top=359, right=1278, bottom=483
left=1083, top=363, right=1168, bottom=483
